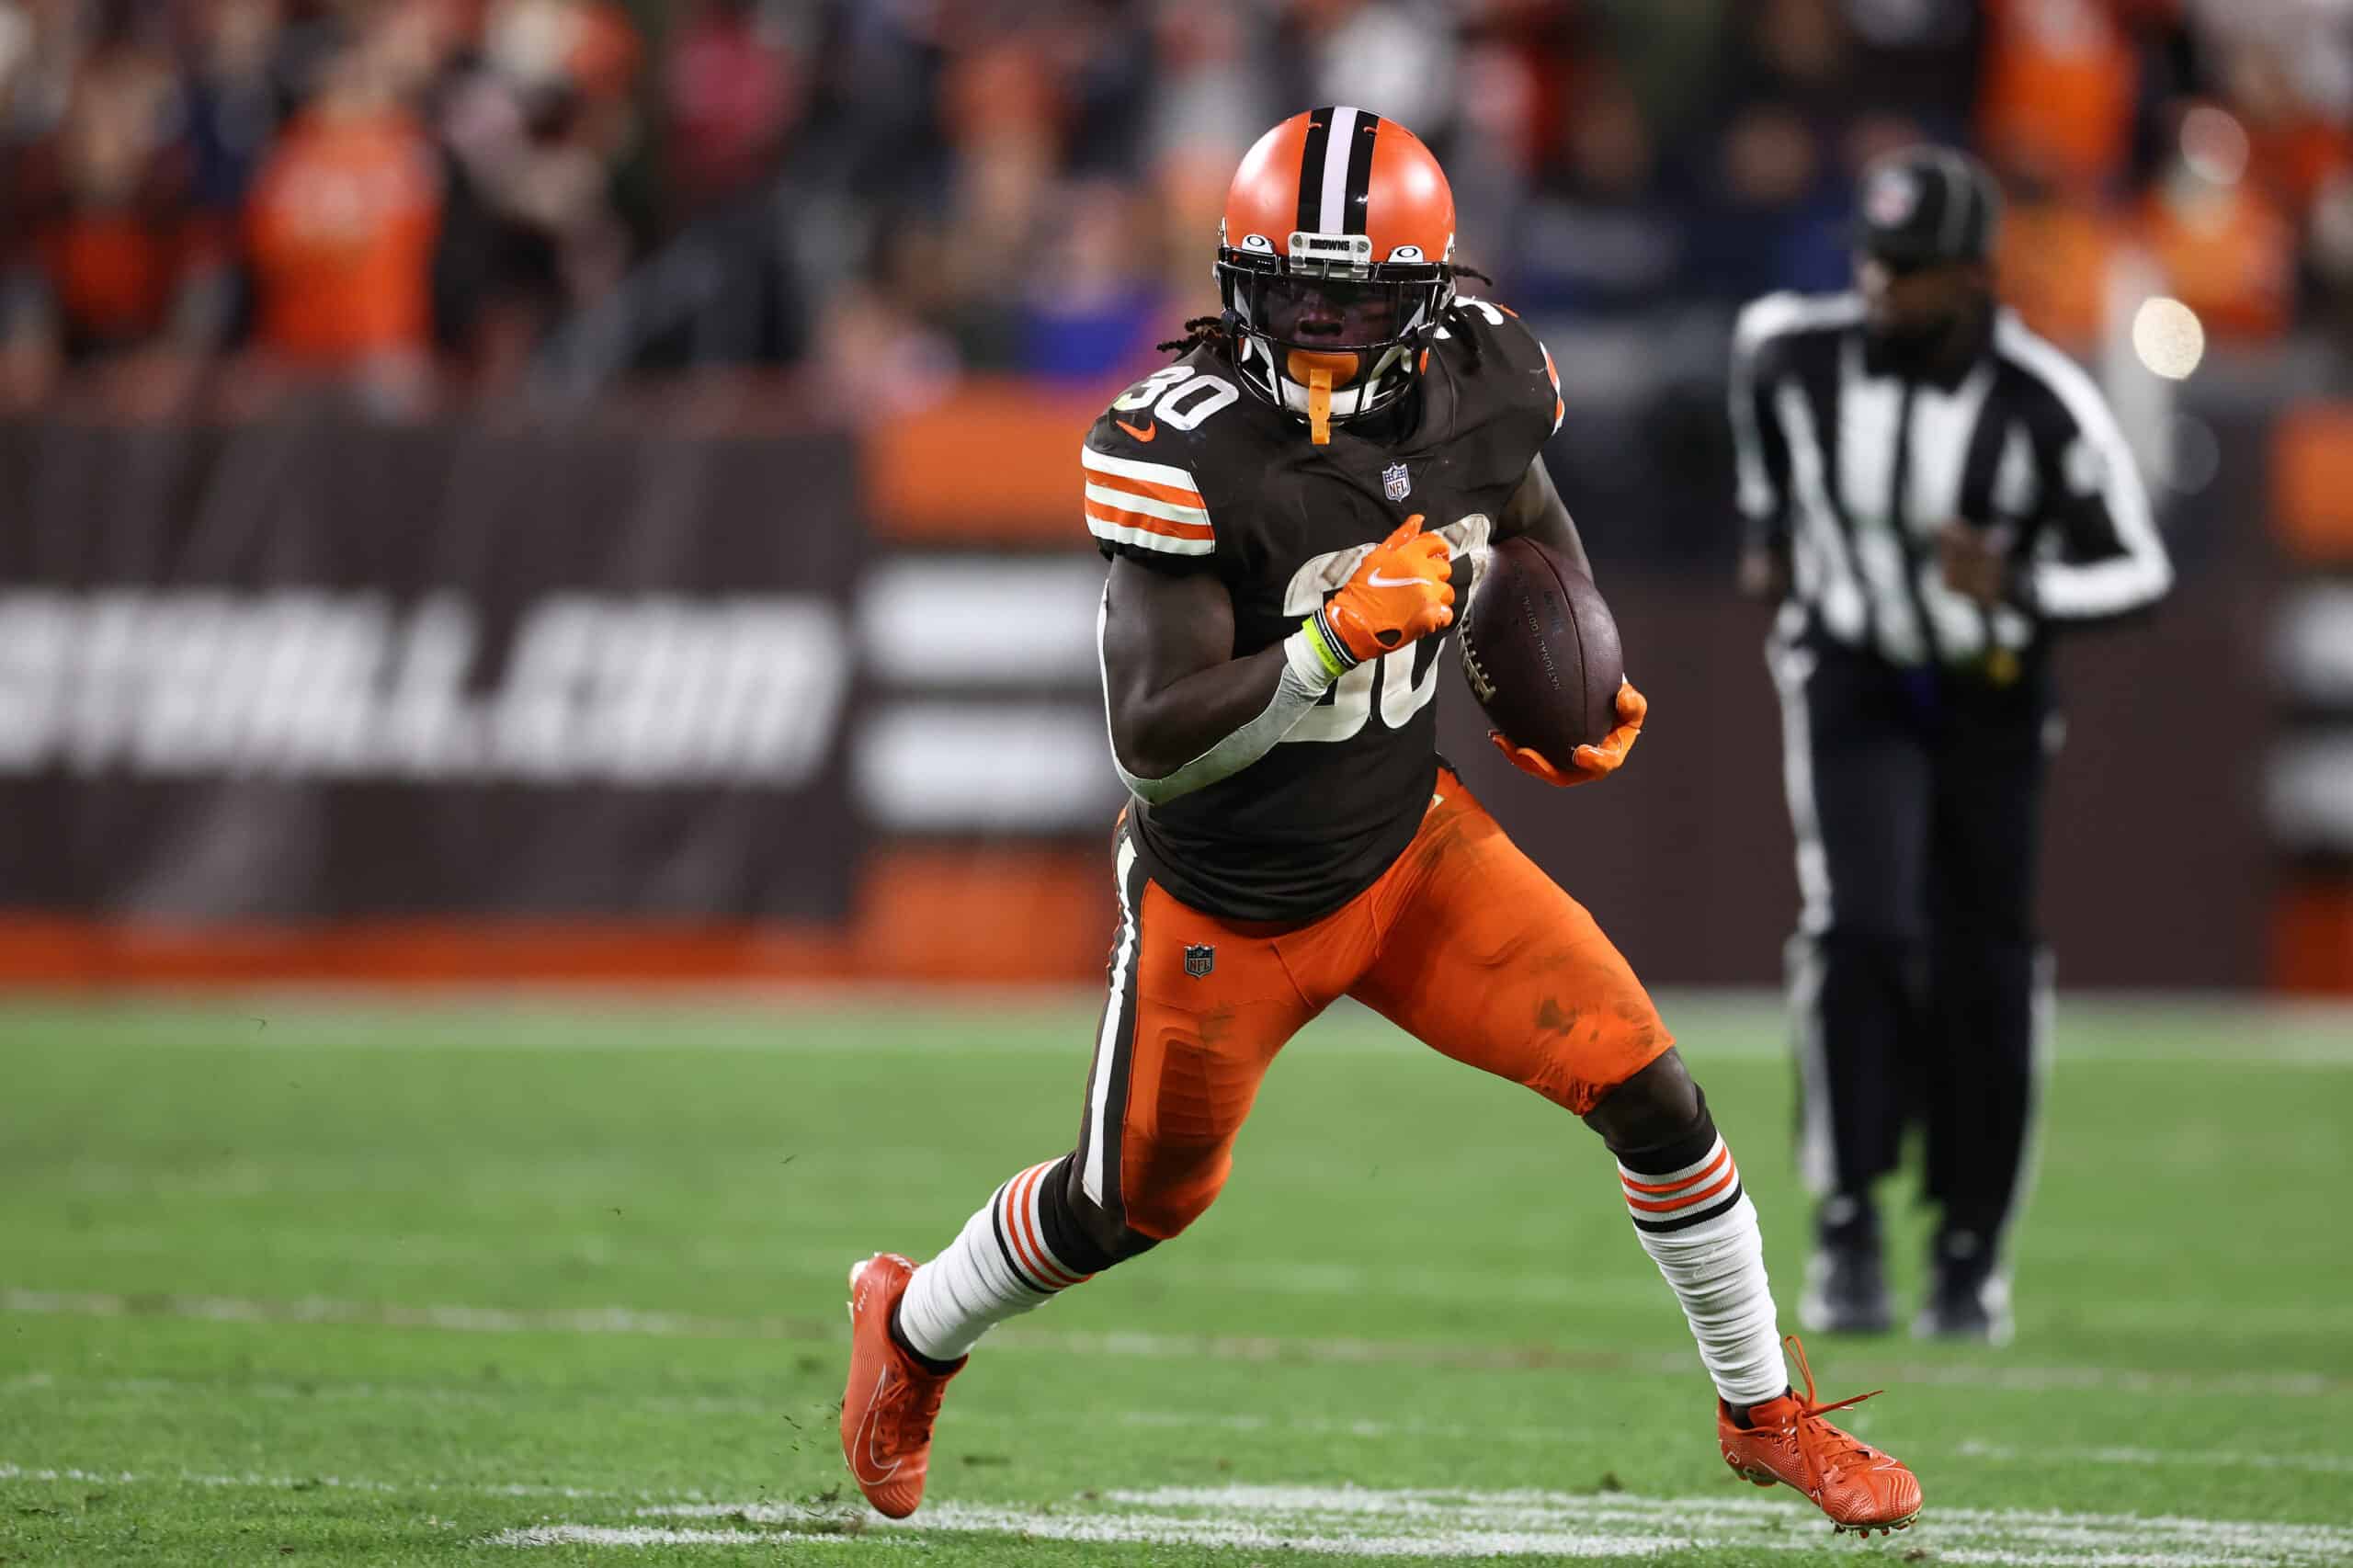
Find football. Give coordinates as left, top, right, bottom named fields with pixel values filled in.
left=1458, top=535, right=1625, bottom=764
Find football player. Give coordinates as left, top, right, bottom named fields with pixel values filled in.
left=841, top=108, right=1922, bottom=1536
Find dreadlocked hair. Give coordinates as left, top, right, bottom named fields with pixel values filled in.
left=1157, top=315, right=1231, bottom=357
left=1156, top=265, right=1499, bottom=363
left=1438, top=265, right=1497, bottom=372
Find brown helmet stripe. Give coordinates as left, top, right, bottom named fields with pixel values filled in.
left=1340, top=111, right=1381, bottom=234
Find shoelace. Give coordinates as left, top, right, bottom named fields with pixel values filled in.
left=1775, top=1335, right=1886, bottom=1473
left=879, top=1360, right=951, bottom=1451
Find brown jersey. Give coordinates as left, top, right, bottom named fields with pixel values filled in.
left=1085, top=300, right=1563, bottom=922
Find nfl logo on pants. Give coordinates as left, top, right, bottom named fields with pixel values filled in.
left=1183, top=943, right=1216, bottom=979
left=1382, top=462, right=1412, bottom=501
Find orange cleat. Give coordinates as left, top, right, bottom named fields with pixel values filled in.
left=839, top=1253, right=963, bottom=1518
left=1717, top=1335, right=1922, bottom=1536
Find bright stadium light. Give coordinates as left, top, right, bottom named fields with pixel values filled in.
left=2131, top=296, right=2206, bottom=380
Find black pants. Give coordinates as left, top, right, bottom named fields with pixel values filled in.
left=1768, top=629, right=2053, bottom=1257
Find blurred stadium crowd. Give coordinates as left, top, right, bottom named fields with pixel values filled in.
left=4, top=0, right=2351, bottom=419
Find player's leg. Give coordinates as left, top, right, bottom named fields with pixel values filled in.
left=1769, top=631, right=1933, bottom=1331
left=1915, top=688, right=2052, bottom=1343
left=1349, top=773, right=1920, bottom=1535
left=842, top=832, right=1324, bottom=1517
left=1347, top=783, right=1773, bottom=1398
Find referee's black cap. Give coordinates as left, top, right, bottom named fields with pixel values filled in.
left=1856, top=145, right=2001, bottom=268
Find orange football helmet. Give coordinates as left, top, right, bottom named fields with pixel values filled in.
left=1218, top=108, right=1458, bottom=438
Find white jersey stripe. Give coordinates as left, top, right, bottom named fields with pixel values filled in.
left=1084, top=483, right=1211, bottom=528
left=1086, top=516, right=1216, bottom=557
left=1318, top=107, right=1358, bottom=233
left=1081, top=445, right=1205, bottom=500
left=1081, top=835, right=1142, bottom=1208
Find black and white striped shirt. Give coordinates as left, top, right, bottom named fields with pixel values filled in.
left=1729, top=291, right=2172, bottom=667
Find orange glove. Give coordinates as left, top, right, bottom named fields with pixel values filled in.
left=1490, top=679, right=1647, bottom=788
left=1301, top=515, right=1456, bottom=676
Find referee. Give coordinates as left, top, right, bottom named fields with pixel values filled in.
left=1727, top=147, right=2172, bottom=1343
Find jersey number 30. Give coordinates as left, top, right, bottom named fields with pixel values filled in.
left=1281, top=516, right=1492, bottom=744
left=1111, top=365, right=1239, bottom=430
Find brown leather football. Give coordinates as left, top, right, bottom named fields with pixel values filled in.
left=1458, top=536, right=1625, bottom=764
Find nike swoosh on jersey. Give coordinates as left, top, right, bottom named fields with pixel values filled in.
left=1114, top=419, right=1156, bottom=442
left=849, top=1368, right=903, bottom=1484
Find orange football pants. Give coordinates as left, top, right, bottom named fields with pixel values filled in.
left=1074, top=767, right=1673, bottom=1240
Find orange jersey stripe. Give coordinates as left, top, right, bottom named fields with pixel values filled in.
left=1620, top=1145, right=1732, bottom=1196
left=1085, top=498, right=1214, bottom=541
left=1086, top=470, right=1207, bottom=511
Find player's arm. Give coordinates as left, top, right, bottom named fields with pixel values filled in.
left=1101, top=517, right=1455, bottom=802
left=1100, top=561, right=1289, bottom=790
left=1488, top=456, right=1645, bottom=789
left=1497, top=454, right=1594, bottom=581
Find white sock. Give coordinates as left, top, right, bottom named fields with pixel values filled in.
left=1619, top=1133, right=1788, bottom=1406
left=896, top=1160, right=1092, bottom=1361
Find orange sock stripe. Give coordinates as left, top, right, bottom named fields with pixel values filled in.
left=1002, top=1165, right=1059, bottom=1290
left=1620, top=1143, right=1732, bottom=1196
left=994, top=1166, right=1052, bottom=1291
left=1019, top=1162, right=1090, bottom=1287
left=1006, top=1164, right=1083, bottom=1290
left=1625, top=1164, right=1740, bottom=1215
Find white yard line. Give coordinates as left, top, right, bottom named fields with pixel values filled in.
left=4, top=1286, right=2337, bottom=1399
left=512, top=1483, right=2353, bottom=1564
left=12, top=1458, right=2348, bottom=1563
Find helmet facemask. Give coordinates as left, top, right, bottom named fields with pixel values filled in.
left=1216, top=228, right=1452, bottom=444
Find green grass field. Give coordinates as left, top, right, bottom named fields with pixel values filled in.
left=3, top=993, right=2349, bottom=1566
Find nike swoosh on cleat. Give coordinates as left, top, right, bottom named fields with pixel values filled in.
left=1114, top=420, right=1156, bottom=442
left=849, top=1369, right=902, bottom=1485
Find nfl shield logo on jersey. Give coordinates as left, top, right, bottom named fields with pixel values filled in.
left=1382, top=462, right=1412, bottom=502
left=1183, top=943, right=1216, bottom=979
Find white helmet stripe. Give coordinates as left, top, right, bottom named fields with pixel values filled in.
left=1318, top=107, right=1359, bottom=234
